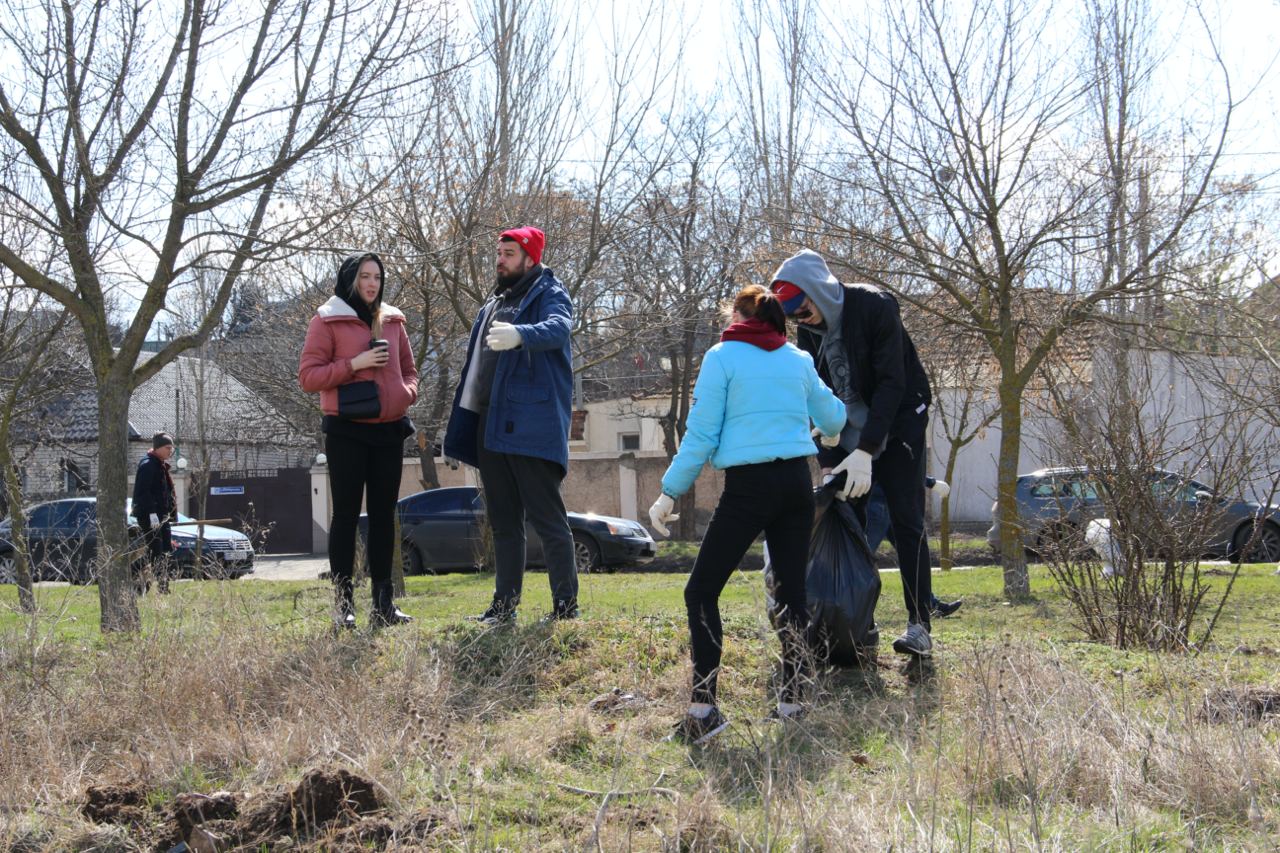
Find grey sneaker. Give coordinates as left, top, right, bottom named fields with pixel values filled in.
left=669, top=708, right=730, bottom=745
left=892, top=622, right=933, bottom=657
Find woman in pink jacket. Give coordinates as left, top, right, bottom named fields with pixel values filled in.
left=299, top=252, right=418, bottom=629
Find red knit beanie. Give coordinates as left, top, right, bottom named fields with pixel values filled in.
left=499, top=227, right=545, bottom=266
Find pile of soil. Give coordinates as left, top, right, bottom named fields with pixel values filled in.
left=79, top=766, right=451, bottom=851
left=1200, top=687, right=1280, bottom=724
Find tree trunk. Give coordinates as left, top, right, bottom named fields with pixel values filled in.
left=416, top=434, right=440, bottom=491
left=391, top=513, right=405, bottom=596
left=996, top=382, right=1031, bottom=601
left=0, top=441, right=36, bottom=613
left=938, top=447, right=961, bottom=572
left=96, top=386, right=140, bottom=632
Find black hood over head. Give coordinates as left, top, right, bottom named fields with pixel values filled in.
left=336, top=252, right=384, bottom=328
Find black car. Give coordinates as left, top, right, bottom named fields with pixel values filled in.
left=0, top=498, right=255, bottom=584
left=361, top=487, right=656, bottom=575
left=0, top=498, right=99, bottom=583
left=986, top=467, right=1280, bottom=562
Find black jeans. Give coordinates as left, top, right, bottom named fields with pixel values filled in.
left=137, top=517, right=173, bottom=590
left=326, top=431, right=404, bottom=587
left=685, top=457, right=814, bottom=707
left=475, top=420, right=577, bottom=608
left=853, top=434, right=932, bottom=629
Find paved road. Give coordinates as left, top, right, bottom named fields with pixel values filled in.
left=246, top=554, right=330, bottom=582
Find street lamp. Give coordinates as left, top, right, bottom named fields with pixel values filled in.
left=315, top=453, right=328, bottom=466
left=176, top=457, right=188, bottom=470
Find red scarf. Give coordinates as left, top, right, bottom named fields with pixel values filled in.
left=720, top=317, right=787, bottom=351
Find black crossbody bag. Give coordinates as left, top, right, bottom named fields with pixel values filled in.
left=337, top=380, right=381, bottom=420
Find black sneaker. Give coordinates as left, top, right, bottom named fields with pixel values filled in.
left=669, top=708, right=730, bottom=745
left=765, top=706, right=807, bottom=724
left=543, top=599, right=580, bottom=622
left=930, top=596, right=962, bottom=619
left=469, top=602, right=516, bottom=626
left=335, top=596, right=356, bottom=630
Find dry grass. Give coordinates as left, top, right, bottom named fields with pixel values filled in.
left=1, top=571, right=1278, bottom=850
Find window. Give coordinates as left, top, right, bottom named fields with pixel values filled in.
left=405, top=488, right=475, bottom=516
left=1065, top=478, right=1100, bottom=500
left=62, top=459, right=90, bottom=495
left=618, top=432, right=641, bottom=451
left=1029, top=479, right=1059, bottom=498
left=1151, top=476, right=1198, bottom=503
left=48, top=502, right=84, bottom=529
left=26, top=504, right=54, bottom=528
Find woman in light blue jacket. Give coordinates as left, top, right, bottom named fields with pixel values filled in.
left=648, top=285, right=845, bottom=744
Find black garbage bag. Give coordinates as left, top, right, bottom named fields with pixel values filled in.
left=765, top=483, right=881, bottom=666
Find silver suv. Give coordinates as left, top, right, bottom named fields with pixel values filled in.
left=986, top=467, right=1280, bottom=563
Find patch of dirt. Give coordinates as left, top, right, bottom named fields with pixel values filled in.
left=238, top=766, right=384, bottom=843
left=82, top=781, right=149, bottom=827
left=78, top=767, right=393, bottom=851
left=1200, top=687, right=1280, bottom=724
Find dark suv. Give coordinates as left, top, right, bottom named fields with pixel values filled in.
left=0, top=498, right=255, bottom=584
left=986, top=467, right=1280, bottom=562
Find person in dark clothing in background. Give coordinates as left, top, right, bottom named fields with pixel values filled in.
left=299, top=252, right=419, bottom=629
left=771, top=249, right=938, bottom=657
left=864, top=478, right=962, bottom=619
left=443, top=227, right=578, bottom=625
left=132, top=432, right=178, bottom=593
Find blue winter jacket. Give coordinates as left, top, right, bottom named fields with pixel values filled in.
left=443, top=268, right=574, bottom=472
left=660, top=341, right=847, bottom=498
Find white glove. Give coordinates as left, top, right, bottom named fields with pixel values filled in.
left=648, top=494, right=679, bottom=538
left=811, top=426, right=841, bottom=448
left=831, top=449, right=873, bottom=500
left=930, top=479, right=951, bottom=500
left=443, top=456, right=460, bottom=470
left=149, top=513, right=160, bottom=526
left=485, top=321, right=522, bottom=351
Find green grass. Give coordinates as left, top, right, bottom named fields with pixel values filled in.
left=2, top=563, right=1279, bottom=850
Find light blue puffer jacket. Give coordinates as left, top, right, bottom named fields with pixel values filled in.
left=660, top=341, right=846, bottom=498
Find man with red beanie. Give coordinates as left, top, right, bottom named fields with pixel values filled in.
left=443, top=227, right=579, bottom=624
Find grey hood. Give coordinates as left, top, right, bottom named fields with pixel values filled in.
left=771, top=249, right=843, bottom=333
left=772, top=249, right=886, bottom=456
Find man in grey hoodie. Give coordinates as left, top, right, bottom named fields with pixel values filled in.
left=770, top=249, right=936, bottom=657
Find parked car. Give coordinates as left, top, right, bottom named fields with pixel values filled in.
left=0, top=498, right=254, bottom=584
left=986, top=466, right=1280, bottom=563
left=359, top=486, right=656, bottom=575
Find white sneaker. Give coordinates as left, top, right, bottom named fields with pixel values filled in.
left=892, top=622, right=932, bottom=657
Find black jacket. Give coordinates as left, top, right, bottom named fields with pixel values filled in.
left=796, top=284, right=931, bottom=460
left=132, top=453, right=177, bottom=521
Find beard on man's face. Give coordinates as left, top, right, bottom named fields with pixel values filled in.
left=496, top=261, right=530, bottom=292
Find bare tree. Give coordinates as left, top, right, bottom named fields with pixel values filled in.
left=1034, top=342, right=1279, bottom=649
left=0, top=288, right=82, bottom=611
left=0, top=0, right=446, bottom=630
left=912, top=305, right=1000, bottom=569
left=813, top=0, right=1237, bottom=599
left=612, top=109, right=750, bottom=537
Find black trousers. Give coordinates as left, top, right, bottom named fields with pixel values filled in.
left=475, top=420, right=577, bottom=608
left=326, top=431, right=404, bottom=587
left=853, top=434, right=932, bottom=629
left=685, top=457, right=814, bottom=707
left=136, top=517, right=173, bottom=588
